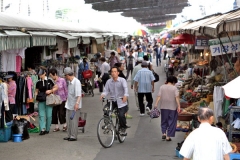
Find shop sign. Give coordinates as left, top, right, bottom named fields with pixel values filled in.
left=210, top=41, right=240, bottom=56
left=195, top=39, right=209, bottom=49
left=209, top=35, right=240, bottom=46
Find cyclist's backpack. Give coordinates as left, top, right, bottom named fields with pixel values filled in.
left=150, top=108, right=160, bottom=119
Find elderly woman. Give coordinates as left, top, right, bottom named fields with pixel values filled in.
left=35, top=66, right=58, bottom=135
left=49, top=68, right=68, bottom=132
left=154, top=76, right=180, bottom=141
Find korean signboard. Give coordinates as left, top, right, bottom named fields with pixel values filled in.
left=195, top=39, right=209, bottom=49
left=210, top=41, right=240, bottom=56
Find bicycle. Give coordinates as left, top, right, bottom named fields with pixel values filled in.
left=97, top=97, right=126, bottom=148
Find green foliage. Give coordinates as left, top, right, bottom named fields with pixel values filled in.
left=148, top=28, right=165, bottom=34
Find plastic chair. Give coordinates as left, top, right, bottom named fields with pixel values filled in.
left=230, top=153, right=240, bottom=160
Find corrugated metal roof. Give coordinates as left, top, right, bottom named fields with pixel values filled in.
left=28, top=31, right=56, bottom=36
left=4, top=30, right=30, bottom=36
left=0, top=12, right=109, bottom=33
left=53, top=32, right=78, bottom=40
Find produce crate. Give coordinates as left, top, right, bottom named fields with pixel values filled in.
left=0, top=121, right=12, bottom=142
left=175, top=149, right=184, bottom=158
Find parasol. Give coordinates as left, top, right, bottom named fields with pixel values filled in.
left=160, top=33, right=171, bottom=39
left=134, top=29, right=148, bottom=36
left=222, top=76, right=240, bottom=98
left=170, top=33, right=195, bottom=44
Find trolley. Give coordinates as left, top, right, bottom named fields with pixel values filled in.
left=78, top=112, right=87, bottom=133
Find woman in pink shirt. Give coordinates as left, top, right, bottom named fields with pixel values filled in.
left=4, top=74, right=16, bottom=122
left=49, top=68, right=68, bottom=132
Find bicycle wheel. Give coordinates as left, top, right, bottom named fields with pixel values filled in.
left=116, top=117, right=126, bottom=143
left=97, top=117, right=115, bottom=148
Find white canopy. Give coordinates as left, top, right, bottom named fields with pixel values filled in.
left=222, top=76, right=240, bottom=98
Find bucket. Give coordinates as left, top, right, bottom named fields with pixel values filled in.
left=12, top=134, right=22, bottom=143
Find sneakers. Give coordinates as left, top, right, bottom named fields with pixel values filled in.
left=146, top=107, right=151, bottom=115
left=126, top=114, right=133, bottom=119
left=140, top=114, right=145, bottom=116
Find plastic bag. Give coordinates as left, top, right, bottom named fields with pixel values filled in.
left=12, top=118, right=30, bottom=140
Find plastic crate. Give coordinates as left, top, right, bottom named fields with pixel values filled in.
left=0, top=121, right=12, bottom=142
left=175, top=149, right=184, bottom=158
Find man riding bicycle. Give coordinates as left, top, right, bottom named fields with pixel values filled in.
left=100, top=66, right=130, bottom=132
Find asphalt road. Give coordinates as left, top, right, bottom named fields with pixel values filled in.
left=0, top=59, right=185, bottom=160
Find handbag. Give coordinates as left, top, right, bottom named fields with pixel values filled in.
left=36, top=92, right=47, bottom=102
left=27, top=98, right=34, bottom=103
left=150, top=108, right=160, bottom=119
left=46, top=94, right=62, bottom=107
left=152, top=70, right=159, bottom=82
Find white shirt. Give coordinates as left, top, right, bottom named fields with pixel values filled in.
left=65, top=77, right=82, bottom=110
left=180, top=123, right=232, bottom=160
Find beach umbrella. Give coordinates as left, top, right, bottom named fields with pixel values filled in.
left=222, top=76, right=240, bottom=99
left=160, top=33, right=171, bottom=39
left=134, top=29, right=148, bottom=36
left=170, top=33, right=195, bottom=44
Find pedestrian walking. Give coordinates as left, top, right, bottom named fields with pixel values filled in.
left=35, top=66, right=58, bottom=135
left=63, top=67, right=82, bottom=141
left=109, top=51, right=120, bottom=68
left=98, top=57, right=110, bottom=90
left=78, top=57, right=89, bottom=81
left=180, top=108, right=232, bottom=160
left=154, top=76, right=180, bottom=141
left=95, top=53, right=102, bottom=92
left=126, top=49, right=135, bottom=80
left=49, top=68, right=68, bottom=132
left=137, top=46, right=144, bottom=58
left=146, top=44, right=153, bottom=62
left=131, top=57, right=143, bottom=110
left=115, top=63, right=126, bottom=79
left=100, top=66, right=130, bottom=133
left=154, top=43, right=162, bottom=66
left=162, top=44, right=167, bottom=60
left=134, top=61, right=155, bottom=116
left=143, top=55, right=153, bottom=70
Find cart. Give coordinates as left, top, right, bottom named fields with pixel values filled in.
left=78, top=112, right=87, bottom=133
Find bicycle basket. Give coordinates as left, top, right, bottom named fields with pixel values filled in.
left=103, top=104, right=110, bottom=116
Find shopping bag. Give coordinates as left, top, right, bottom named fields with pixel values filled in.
left=46, top=94, right=62, bottom=107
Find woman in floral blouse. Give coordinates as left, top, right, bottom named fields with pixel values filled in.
left=49, top=68, right=68, bottom=132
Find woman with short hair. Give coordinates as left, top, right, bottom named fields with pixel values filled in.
left=35, top=66, right=58, bottom=135
left=154, top=76, right=180, bottom=141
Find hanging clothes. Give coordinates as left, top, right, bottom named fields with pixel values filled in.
left=16, top=56, right=22, bottom=72
left=1, top=48, right=26, bottom=72
left=213, top=86, right=224, bottom=122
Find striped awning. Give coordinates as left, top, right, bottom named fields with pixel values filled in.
left=4, top=30, right=30, bottom=50
left=53, top=32, right=78, bottom=48
left=28, top=31, right=56, bottom=47
left=0, top=32, right=7, bottom=51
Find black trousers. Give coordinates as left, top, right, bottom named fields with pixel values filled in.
left=52, top=101, right=66, bottom=124
left=28, top=102, right=34, bottom=114
left=97, top=72, right=109, bottom=92
left=112, top=101, right=128, bottom=129
left=5, top=104, right=14, bottom=122
left=137, top=92, right=153, bottom=114
left=163, top=51, right=167, bottom=59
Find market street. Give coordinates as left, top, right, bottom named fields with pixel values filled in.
left=0, top=60, right=185, bottom=160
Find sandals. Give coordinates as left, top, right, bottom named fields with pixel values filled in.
left=162, top=135, right=166, bottom=140
left=53, top=128, right=60, bottom=132
left=62, top=126, right=67, bottom=132
left=166, top=138, right=172, bottom=141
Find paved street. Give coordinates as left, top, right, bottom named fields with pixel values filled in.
left=0, top=60, right=185, bottom=160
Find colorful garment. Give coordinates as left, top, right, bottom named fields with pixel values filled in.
left=55, top=77, right=68, bottom=101
left=8, top=81, right=16, bottom=104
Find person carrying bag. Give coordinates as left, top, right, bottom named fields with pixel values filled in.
left=35, top=66, right=58, bottom=135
